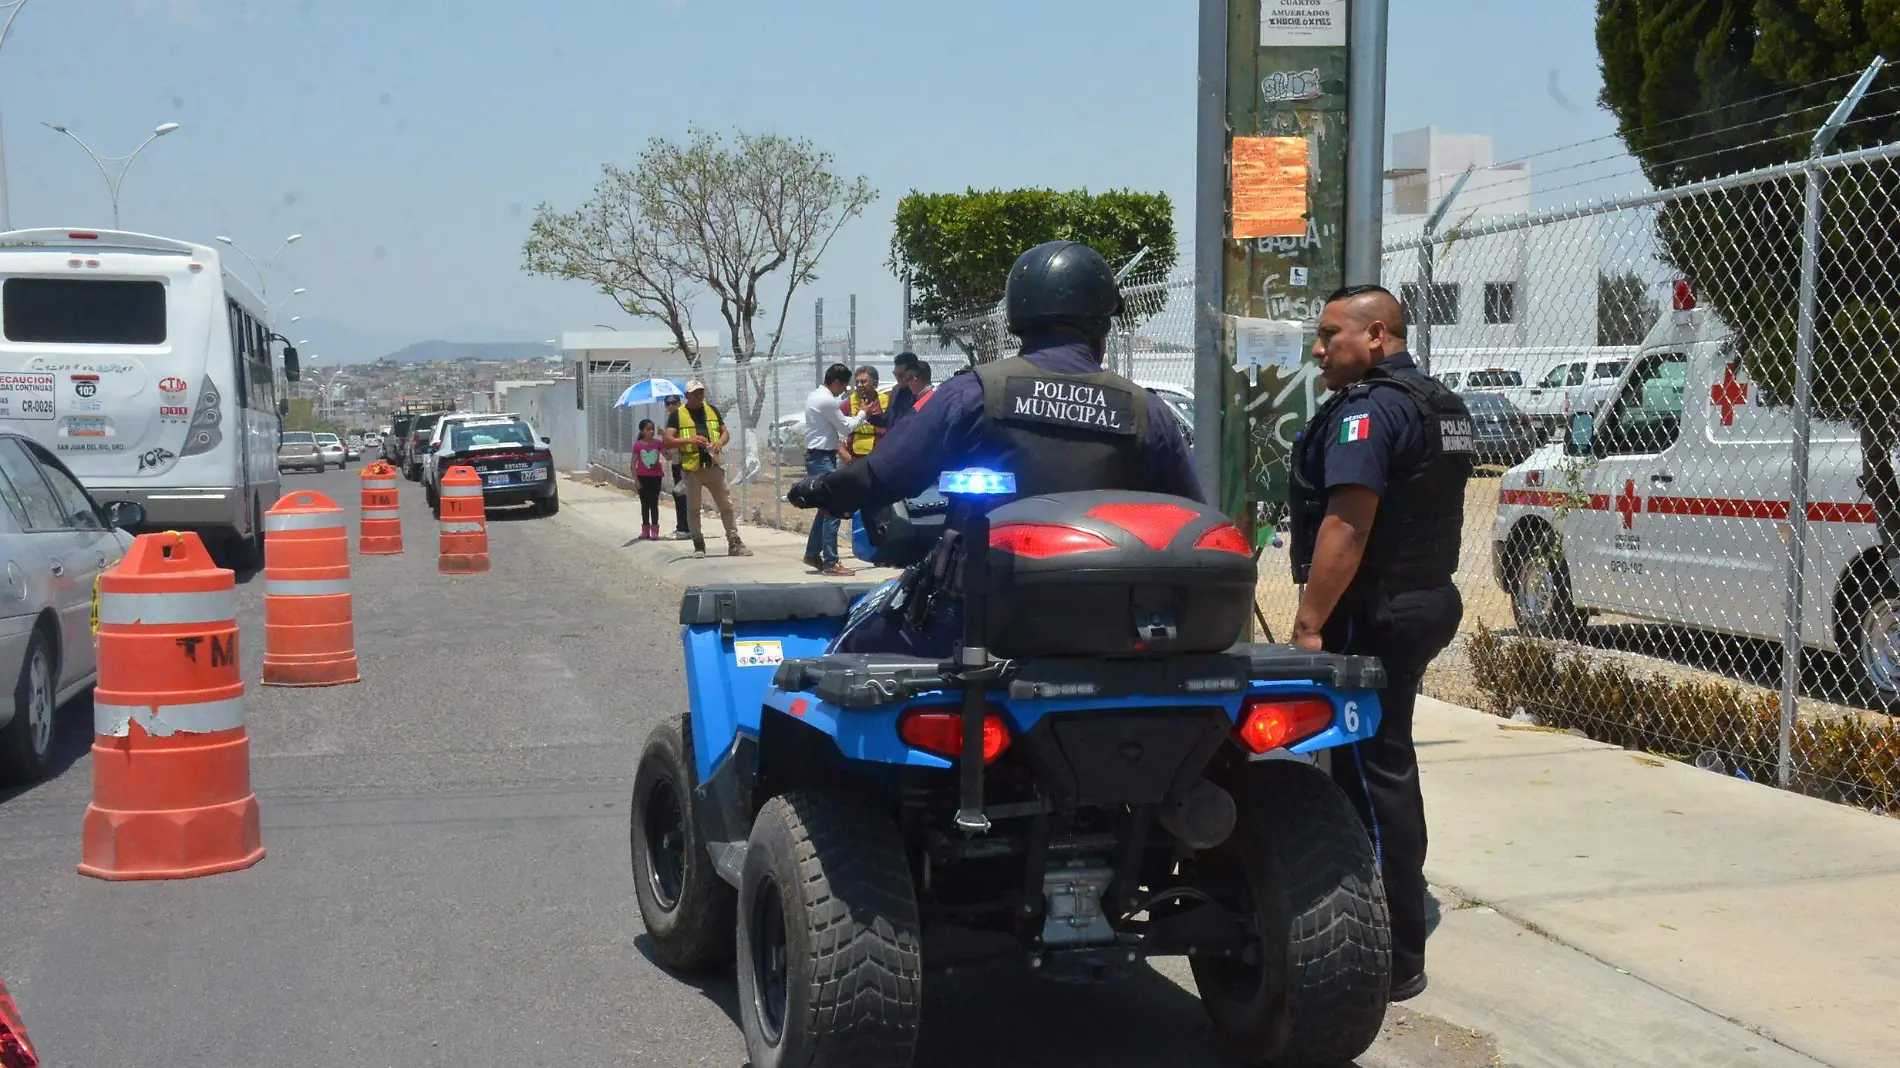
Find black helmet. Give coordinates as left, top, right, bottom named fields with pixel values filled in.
left=1003, top=241, right=1124, bottom=344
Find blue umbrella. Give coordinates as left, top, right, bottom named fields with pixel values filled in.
left=613, top=378, right=686, bottom=407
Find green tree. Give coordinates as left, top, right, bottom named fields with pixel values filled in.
left=1597, top=0, right=1900, bottom=544
left=1597, top=270, right=1660, bottom=346
left=889, top=188, right=1176, bottom=359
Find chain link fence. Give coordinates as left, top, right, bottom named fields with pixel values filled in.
left=1250, top=134, right=1900, bottom=814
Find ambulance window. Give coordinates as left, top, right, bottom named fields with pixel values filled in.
left=1598, top=352, right=1689, bottom=456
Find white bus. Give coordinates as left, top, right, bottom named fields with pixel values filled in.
left=0, top=229, right=297, bottom=567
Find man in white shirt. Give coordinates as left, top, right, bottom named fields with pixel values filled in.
left=801, top=362, right=866, bottom=575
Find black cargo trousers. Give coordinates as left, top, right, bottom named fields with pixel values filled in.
left=1321, top=580, right=1462, bottom=983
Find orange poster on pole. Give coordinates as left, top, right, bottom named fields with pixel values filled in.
left=1231, top=136, right=1309, bottom=239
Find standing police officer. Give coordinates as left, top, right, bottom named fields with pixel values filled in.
left=788, top=240, right=1201, bottom=655
left=1287, top=284, right=1473, bottom=1003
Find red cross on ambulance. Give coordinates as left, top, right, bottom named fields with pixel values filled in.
left=1711, top=363, right=1748, bottom=427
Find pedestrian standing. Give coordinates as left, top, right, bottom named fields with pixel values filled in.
left=633, top=418, right=666, bottom=540
left=840, top=366, right=891, bottom=461
left=800, top=362, right=865, bottom=575
left=663, top=379, right=753, bottom=559
left=660, top=396, right=694, bottom=540
left=1287, top=284, right=1474, bottom=1003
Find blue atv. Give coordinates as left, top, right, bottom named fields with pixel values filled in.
left=631, top=470, right=1393, bottom=1068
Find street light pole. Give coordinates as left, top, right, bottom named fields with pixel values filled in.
left=213, top=233, right=303, bottom=321
left=41, top=120, right=181, bottom=229
left=0, top=0, right=31, bottom=231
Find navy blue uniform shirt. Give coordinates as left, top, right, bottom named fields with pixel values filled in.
left=863, top=335, right=1204, bottom=505
left=1301, top=350, right=1429, bottom=500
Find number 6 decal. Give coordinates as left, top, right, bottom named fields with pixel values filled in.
left=1342, top=700, right=1361, bottom=734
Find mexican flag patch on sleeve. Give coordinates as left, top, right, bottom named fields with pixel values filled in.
left=1340, top=413, right=1372, bottom=443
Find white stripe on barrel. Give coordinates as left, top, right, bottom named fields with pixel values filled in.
left=264, top=577, right=352, bottom=597
left=440, top=485, right=484, bottom=498
left=440, top=520, right=484, bottom=533
left=265, top=511, right=345, bottom=532
left=96, top=696, right=246, bottom=737
left=361, top=505, right=401, bottom=517
left=97, top=589, right=235, bottom=626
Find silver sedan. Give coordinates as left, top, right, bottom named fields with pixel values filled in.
left=0, top=434, right=141, bottom=785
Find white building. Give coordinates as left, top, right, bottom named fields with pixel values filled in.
left=1382, top=127, right=1602, bottom=353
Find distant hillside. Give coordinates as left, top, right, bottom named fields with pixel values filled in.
left=378, top=340, right=557, bottom=364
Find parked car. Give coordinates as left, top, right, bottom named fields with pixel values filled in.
left=1461, top=390, right=1542, bottom=470
left=0, top=433, right=143, bottom=783
left=420, top=413, right=516, bottom=502
left=314, top=433, right=348, bottom=469
left=427, top=415, right=558, bottom=517
left=387, top=415, right=414, bottom=466
left=1509, top=353, right=1636, bottom=438
left=277, top=431, right=325, bottom=474
left=403, top=413, right=448, bottom=481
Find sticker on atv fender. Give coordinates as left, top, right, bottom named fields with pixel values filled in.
left=734, top=640, right=784, bottom=668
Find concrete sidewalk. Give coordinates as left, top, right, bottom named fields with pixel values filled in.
left=553, top=473, right=1896, bottom=1068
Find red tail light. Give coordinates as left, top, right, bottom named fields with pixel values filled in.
left=68, top=231, right=97, bottom=240
left=898, top=708, right=1011, bottom=763
left=989, top=522, right=1115, bottom=559
left=1193, top=522, right=1252, bottom=556
left=1085, top=502, right=1197, bottom=549
left=1234, top=696, right=1335, bottom=754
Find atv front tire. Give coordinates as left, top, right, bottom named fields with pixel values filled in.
left=1190, top=759, right=1391, bottom=1067
left=738, top=790, right=921, bottom=1068
left=631, top=715, right=735, bottom=973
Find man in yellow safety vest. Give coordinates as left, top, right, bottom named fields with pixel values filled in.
left=841, top=366, right=891, bottom=461
left=663, top=379, right=752, bottom=558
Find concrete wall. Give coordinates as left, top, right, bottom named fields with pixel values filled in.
left=507, top=379, right=588, bottom=473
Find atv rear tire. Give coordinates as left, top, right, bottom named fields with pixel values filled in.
left=630, top=715, right=735, bottom=974
left=737, top=790, right=921, bottom=1068
left=1190, top=759, right=1391, bottom=1067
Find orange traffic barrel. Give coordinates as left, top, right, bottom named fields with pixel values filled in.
left=0, top=973, right=35, bottom=1067
left=438, top=465, right=490, bottom=574
left=359, top=460, right=403, bottom=555
left=79, top=531, right=263, bottom=882
left=261, top=490, right=360, bottom=687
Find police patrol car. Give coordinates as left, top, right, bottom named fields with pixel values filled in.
left=1492, top=283, right=1900, bottom=700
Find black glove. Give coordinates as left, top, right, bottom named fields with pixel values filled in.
left=788, top=473, right=845, bottom=515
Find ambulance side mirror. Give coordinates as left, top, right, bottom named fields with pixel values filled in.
left=1565, top=412, right=1596, bottom=457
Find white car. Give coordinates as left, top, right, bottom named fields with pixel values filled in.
left=420, top=413, right=518, bottom=502
left=0, top=433, right=140, bottom=783
left=314, top=433, right=348, bottom=469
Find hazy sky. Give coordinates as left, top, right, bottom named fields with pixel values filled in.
left=1, top=0, right=1621, bottom=359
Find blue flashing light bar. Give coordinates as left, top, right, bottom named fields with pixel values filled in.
left=938, top=467, right=1017, bottom=496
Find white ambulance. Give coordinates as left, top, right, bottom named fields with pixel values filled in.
left=1491, top=286, right=1900, bottom=699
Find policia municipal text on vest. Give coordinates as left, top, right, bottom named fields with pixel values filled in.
left=675, top=404, right=723, bottom=472
left=1288, top=365, right=1475, bottom=594
left=971, top=356, right=1149, bottom=499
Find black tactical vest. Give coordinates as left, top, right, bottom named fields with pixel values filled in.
left=1288, top=363, right=1473, bottom=594
left=972, top=355, right=1150, bottom=499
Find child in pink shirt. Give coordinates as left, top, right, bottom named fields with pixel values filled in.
left=633, top=419, right=666, bottom=540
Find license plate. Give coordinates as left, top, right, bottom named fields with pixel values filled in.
left=485, top=473, right=511, bottom=486
left=522, top=467, right=548, bottom=482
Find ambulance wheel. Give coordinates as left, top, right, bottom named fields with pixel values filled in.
left=1847, top=585, right=1900, bottom=709
left=631, top=715, right=735, bottom=974
left=737, top=790, right=921, bottom=1068
left=1188, top=759, right=1390, bottom=1067
left=1511, top=531, right=1586, bottom=639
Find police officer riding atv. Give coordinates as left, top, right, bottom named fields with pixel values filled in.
left=630, top=243, right=1396, bottom=1068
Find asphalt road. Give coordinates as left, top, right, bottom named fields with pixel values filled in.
left=0, top=466, right=1492, bottom=1068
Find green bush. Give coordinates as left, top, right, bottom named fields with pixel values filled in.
left=1466, top=624, right=1900, bottom=814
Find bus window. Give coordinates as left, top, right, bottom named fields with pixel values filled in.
left=4, top=277, right=167, bottom=344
